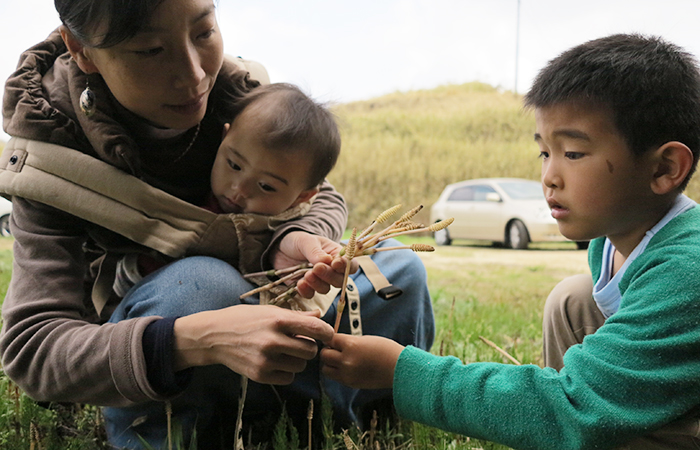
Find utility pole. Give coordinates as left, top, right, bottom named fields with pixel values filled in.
left=515, top=0, right=521, bottom=95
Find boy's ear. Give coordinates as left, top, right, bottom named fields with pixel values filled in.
left=650, top=141, right=694, bottom=195
left=58, top=25, right=100, bottom=74
left=291, top=187, right=319, bottom=207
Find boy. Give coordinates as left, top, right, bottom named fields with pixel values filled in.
left=114, top=82, right=340, bottom=297
left=320, top=34, right=700, bottom=450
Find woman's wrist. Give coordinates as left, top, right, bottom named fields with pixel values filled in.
left=173, top=313, right=213, bottom=371
left=142, top=317, right=191, bottom=394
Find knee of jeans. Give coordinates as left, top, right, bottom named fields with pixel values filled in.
left=166, top=256, right=252, bottom=296
left=166, top=256, right=237, bottom=276
left=117, top=256, right=252, bottom=319
left=372, top=240, right=428, bottom=287
left=163, top=257, right=248, bottom=288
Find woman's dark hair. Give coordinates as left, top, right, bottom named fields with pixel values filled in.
left=233, top=83, right=341, bottom=189
left=54, top=0, right=165, bottom=47
left=525, top=33, right=700, bottom=189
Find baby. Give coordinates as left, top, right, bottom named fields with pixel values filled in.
left=114, top=82, right=341, bottom=297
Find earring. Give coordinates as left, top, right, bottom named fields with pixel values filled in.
left=79, top=80, right=96, bottom=116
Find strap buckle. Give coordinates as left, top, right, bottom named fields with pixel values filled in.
left=377, top=285, right=403, bottom=300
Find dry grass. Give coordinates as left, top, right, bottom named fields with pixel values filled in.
left=329, top=83, right=541, bottom=227
left=329, top=82, right=700, bottom=228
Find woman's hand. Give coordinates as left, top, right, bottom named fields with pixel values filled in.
left=320, top=334, right=404, bottom=390
left=271, top=231, right=355, bottom=298
left=173, top=305, right=334, bottom=384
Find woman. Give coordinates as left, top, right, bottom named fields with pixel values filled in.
left=0, top=0, right=435, bottom=448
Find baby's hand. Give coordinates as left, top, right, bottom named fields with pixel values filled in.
left=320, top=334, right=404, bottom=389
left=272, top=231, right=351, bottom=298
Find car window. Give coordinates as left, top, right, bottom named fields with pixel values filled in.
left=472, top=185, right=497, bottom=201
left=447, top=186, right=474, bottom=201
left=497, top=181, right=544, bottom=200
left=447, top=185, right=496, bottom=202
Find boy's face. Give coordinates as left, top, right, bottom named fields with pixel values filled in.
left=210, top=111, right=318, bottom=216
left=535, top=102, right=659, bottom=253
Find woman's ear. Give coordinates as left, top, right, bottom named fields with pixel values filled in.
left=58, top=25, right=100, bottom=74
left=650, top=141, right=694, bottom=195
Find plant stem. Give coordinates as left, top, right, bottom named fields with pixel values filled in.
left=478, top=336, right=521, bottom=365
left=334, top=228, right=357, bottom=333
left=240, top=268, right=310, bottom=299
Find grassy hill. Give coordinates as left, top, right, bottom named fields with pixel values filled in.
left=329, top=82, right=541, bottom=228
left=329, top=81, right=700, bottom=228
left=3, top=81, right=700, bottom=229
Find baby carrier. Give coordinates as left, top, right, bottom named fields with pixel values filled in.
left=0, top=57, right=402, bottom=337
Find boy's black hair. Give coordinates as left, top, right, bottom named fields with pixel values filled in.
left=524, top=33, right=700, bottom=189
left=232, top=83, right=341, bottom=189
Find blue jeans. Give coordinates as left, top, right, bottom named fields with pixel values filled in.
left=103, top=238, right=435, bottom=449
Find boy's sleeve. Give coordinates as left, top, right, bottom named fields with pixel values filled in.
left=393, top=249, right=700, bottom=450
left=394, top=347, right=584, bottom=450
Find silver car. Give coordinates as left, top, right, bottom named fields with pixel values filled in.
left=430, top=178, right=584, bottom=249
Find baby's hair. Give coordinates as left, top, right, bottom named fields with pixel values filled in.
left=231, top=83, right=341, bottom=189
left=525, top=33, right=700, bottom=189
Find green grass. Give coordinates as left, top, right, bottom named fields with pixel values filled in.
left=0, top=246, right=11, bottom=301
left=0, top=82, right=599, bottom=449
left=427, top=253, right=561, bottom=368
left=0, top=232, right=588, bottom=449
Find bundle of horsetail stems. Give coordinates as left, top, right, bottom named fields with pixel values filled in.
left=240, top=205, right=454, bottom=332
left=232, top=206, right=452, bottom=449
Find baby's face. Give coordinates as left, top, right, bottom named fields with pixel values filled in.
left=210, top=115, right=316, bottom=216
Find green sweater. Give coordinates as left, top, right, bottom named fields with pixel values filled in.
left=393, top=206, right=700, bottom=450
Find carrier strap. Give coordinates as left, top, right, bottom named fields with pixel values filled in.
left=0, top=138, right=399, bottom=320
left=0, top=138, right=321, bottom=315
left=356, top=256, right=403, bottom=300
left=0, top=137, right=214, bottom=258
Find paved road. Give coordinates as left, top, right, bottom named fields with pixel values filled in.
left=418, top=242, right=590, bottom=275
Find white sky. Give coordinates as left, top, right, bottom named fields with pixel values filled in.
left=2, top=0, right=700, bottom=141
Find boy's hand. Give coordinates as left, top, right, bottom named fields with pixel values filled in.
left=272, top=231, right=357, bottom=298
left=320, top=334, right=404, bottom=389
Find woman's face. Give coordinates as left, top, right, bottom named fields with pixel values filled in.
left=81, top=0, right=224, bottom=129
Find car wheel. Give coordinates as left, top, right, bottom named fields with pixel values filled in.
left=0, top=215, right=10, bottom=237
left=433, top=222, right=452, bottom=246
left=507, top=220, right=529, bottom=249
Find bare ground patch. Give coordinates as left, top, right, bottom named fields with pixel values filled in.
left=417, top=243, right=590, bottom=275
